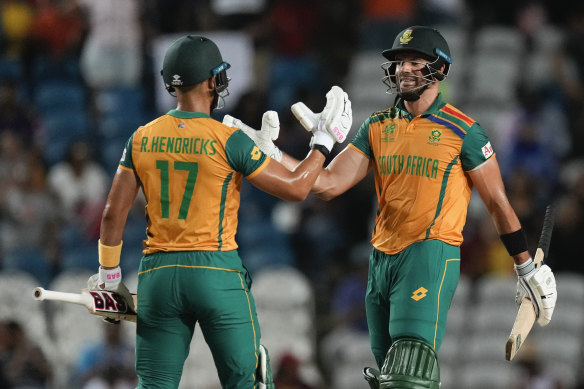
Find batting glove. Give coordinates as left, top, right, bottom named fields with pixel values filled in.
left=223, top=111, right=282, bottom=162
left=291, top=85, right=352, bottom=154
left=515, top=258, right=557, bottom=326
left=88, top=266, right=122, bottom=291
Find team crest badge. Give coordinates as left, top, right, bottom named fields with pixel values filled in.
left=381, top=123, right=397, bottom=142
left=428, top=129, right=441, bottom=145
left=400, top=29, right=414, bottom=45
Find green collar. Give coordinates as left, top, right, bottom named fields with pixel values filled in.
left=167, top=110, right=211, bottom=119
left=396, top=92, right=446, bottom=117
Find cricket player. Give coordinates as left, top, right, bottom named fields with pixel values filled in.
left=87, top=35, right=352, bottom=389
left=238, top=26, right=558, bottom=388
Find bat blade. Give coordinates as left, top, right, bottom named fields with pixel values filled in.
left=33, top=287, right=138, bottom=323
left=505, top=248, right=543, bottom=361
left=505, top=205, right=555, bottom=361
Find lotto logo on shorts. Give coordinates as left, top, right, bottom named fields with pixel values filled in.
left=411, top=287, right=428, bottom=301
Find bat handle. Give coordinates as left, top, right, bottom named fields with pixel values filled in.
left=33, top=287, right=46, bottom=300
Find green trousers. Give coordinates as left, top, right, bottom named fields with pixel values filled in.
left=365, top=240, right=460, bottom=369
left=135, top=250, right=261, bottom=389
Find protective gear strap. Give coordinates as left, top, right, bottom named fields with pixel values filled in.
left=379, top=338, right=440, bottom=389
left=363, top=367, right=380, bottom=389
left=98, top=239, right=123, bottom=268
left=500, top=228, right=528, bottom=256
left=514, top=257, right=535, bottom=277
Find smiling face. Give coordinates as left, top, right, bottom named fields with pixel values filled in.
left=380, top=50, right=445, bottom=101
left=394, top=53, right=433, bottom=95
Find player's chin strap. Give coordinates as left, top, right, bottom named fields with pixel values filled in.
left=363, top=338, right=440, bottom=389
left=255, top=344, right=275, bottom=389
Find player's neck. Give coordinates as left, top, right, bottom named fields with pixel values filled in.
left=176, top=97, right=211, bottom=115
left=175, top=86, right=213, bottom=114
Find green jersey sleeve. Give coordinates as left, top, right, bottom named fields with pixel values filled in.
left=460, top=123, right=495, bottom=171
left=119, top=134, right=135, bottom=170
left=350, top=118, right=373, bottom=159
left=225, top=129, right=268, bottom=176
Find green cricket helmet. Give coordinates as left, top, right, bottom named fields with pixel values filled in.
left=161, top=35, right=231, bottom=96
left=381, top=26, right=452, bottom=100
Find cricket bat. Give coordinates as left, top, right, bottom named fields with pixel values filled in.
left=33, top=287, right=138, bottom=323
left=505, top=205, right=555, bottom=361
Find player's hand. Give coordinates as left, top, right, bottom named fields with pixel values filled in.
left=88, top=266, right=122, bottom=291
left=291, top=85, right=352, bottom=154
left=515, top=258, right=557, bottom=326
left=223, top=111, right=282, bottom=162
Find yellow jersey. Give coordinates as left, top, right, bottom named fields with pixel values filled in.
left=350, top=94, right=495, bottom=255
left=119, top=110, right=269, bottom=254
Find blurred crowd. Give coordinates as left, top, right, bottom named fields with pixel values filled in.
left=1, top=0, right=584, bottom=388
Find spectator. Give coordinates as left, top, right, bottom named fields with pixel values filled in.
left=0, top=131, right=30, bottom=192
left=0, top=0, right=34, bottom=60
left=329, top=242, right=369, bottom=333
left=77, top=0, right=145, bottom=90
left=29, top=0, right=86, bottom=60
left=511, top=344, right=563, bottom=389
left=47, top=140, right=109, bottom=242
left=72, top=322, right=136, bottom=389
left=0, top=320, right=52, bottom=389
left=498, top=83, right=571, bottom=202
left=273, top=353, right=315, bottom=389
left=0, top=150, right=60, bottom=273
left=358, top=0, right=416, bottom=51
left=547, top=161, right=584, bottom=274
left=264, top=0, right=325, bottom=114
left=0, top=79, right=37, bottom=143
left=553, top=6, right=584, bottom=158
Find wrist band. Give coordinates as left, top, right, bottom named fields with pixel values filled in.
left=98, top=239, right=123, bottom=268
left=514, top=257, right=535, bottom=276
left=500, top=229, right=528, bottom=257
left=311, top=144, right=330, bottom=158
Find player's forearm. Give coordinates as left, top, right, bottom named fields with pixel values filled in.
left=100, top=203, right=128, bottom=246
left=99, top=169, right=140, bottom=246
left=311, top=168, right=340, bottom=201
left=311, top=147, right=370, bottom=200
left=251, top=150, right=326, bottom=201
left=279, top=152, right=302, bottom=171
left=280, top=150, right=326, bottom=201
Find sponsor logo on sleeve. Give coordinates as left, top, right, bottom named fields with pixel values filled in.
left=482, top=141, right=494, bottom=159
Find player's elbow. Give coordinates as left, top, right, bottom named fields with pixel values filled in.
left=286, top=185, right=312, bottom=202
left=315, top=192, right=335, bottom=201
left=311, top=184, right=341, bottom=201
left=101, top=202, right=127, bottom=226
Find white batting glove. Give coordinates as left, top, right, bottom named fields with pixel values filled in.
left=515, top=258, right=557, bottom=326
left=87, top=266, right=122, bottom=291
left=223, top=111, right=282, bottom=162
left=291, top=85, right=352, bottom=154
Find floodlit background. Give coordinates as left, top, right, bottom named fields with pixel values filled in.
left=0, top=0, right=583, bottom=388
